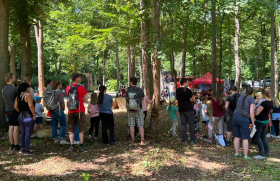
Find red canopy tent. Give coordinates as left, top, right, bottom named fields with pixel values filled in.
left=192, top=72, right=224, bottom=84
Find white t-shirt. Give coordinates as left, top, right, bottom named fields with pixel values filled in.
left=201, top=103, right=209, bottom=121
left=35, top=103, right=44, bottom=117
left=194, top=99, right=201, bottom=111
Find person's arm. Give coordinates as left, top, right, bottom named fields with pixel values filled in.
left=88, top=104, right=91, bottom=114
left=26, top=94, right=36, bottom=120
left=255, top=106, right=264, bottom=116
left=14, top=98, right=19, bottom=112
left=41, top=105, right=44, bottom=112
left=59, top=91, right=65, bottom=111
left=198, top=103, right=202, bottom=109
left=250, top=104, right=255, bottom=126
left=225, top=101, right=229, bottom=112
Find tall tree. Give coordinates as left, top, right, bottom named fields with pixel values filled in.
left=116, top=39, right=120, bottom=93
left=211, top=0, right=217, bottom=96
left=9, top=38, right=17, bottom=76
left=150, top=0, right=161, bottom=130
left=131, top=45, right=136, bottom=77
left=234, top=3, right=241, bottom=92
left=270, top=7, right=275, bottom=99
left=127, top=45, right=132, bottom=85
left=0, top=0, right=10, bottom=125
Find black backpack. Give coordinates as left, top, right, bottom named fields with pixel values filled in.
left=230, top=93, right=240, bottom=111
left=67, top=85, right=80, bottom=111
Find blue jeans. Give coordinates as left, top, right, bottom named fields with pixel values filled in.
left=179, top=111, right=196, bottom=142
left=50, top=110, right=67, bottom=140
left=74, top=123, right=80, bottom=141
left=18, top=113, right=33, bottom=151
left=255, top=121, right=269, bottom=156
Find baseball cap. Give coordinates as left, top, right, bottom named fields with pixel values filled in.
left=229, top=85, right=237, bottom=91
left=35, top=96, right=43, bottom=102
left=71, top=73, right=83, bottom=80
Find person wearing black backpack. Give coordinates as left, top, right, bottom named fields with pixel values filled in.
left=66, top=73, right=88, bottom=152
left=225, top=86, right=239, bottom=143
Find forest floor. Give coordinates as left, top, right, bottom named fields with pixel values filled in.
left=0, top=102, right=280, bottom=181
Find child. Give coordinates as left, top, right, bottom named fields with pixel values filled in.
left=255, top=92, right=265, bottom=109
left=88, top=92, right=100, bottom=142
left=34, top=96, right=44, bottom=132
left=193, top=92, right=201, bottom=138
left=201, top=96, right=209, bottom=139
left=166, top=98, right=179, bottom=137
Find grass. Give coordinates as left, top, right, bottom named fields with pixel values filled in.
left=0, top=104, right=280, bottom=180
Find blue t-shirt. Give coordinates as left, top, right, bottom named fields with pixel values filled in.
left=233, top=95, right=255, bottom=117
left=98, top=94, right=113, bottom=114
left=35, top=103, right=44, bottom=117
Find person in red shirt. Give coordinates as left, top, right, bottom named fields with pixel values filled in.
left=66, top=73, right=88, bottom=152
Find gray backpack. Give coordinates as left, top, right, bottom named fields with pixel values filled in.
left=43, top=90, right=58, bottom=111
left=126, top=88, right=140, bottom=111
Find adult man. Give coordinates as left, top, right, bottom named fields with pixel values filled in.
left=176, top=78, right=196, bottom=143
left=126, top=77, right=147, bottom=145
left=66, top=73, right=88, bottom=152
left=2, top=73, right=20, bottom=151
left=225, top=85, right=239, bottom=142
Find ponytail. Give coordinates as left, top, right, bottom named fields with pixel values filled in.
left=17, top=83, right=29, bottom=102
left=98, top=91, right=104, bottom=105
left=242, top=86, right=254, bottom=117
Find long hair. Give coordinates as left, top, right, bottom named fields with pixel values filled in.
left=51, top=80, right=61, bottom=90
left=17, top=83, right=30, bottom=102
left=242, top=86, right=254, bottom=117
left=261, top=88, right=271, bottom=99
left=215, top=90, right=224, bottom=105
left=90, top=92, right=98, bottom=105
left=98, top=86, right=106, bottom=105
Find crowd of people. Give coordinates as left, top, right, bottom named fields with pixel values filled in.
left=2, top=72, right=279, bottom=159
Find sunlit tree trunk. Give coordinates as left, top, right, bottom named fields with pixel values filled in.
left=211, top=0, right=217, bottom=96
left=139, top=45, right=143, bottom=89
left=0, top=0, right=10, bottom=125
left=228, top=31, right=232, bottom=82
left=9, top=39, right=17, bottom=76
left=116, top=39, right=120, bottom=93
left=103, top=50, right=107, bottom=86
left=234, top=4, right=241, bottom=92
left=271, top=11, right=276, bottom=98
left=131, top=45, right=136, bottom=77
left=127, top=45, right=131, bottom=85
left=34, top=19, right=44, bottom=96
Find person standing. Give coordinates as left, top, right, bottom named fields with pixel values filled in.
left=66, top=73, right=88, bottom=152
left=271, top=98, right=280, bottom=138
left=2, top=73, right=20, bottom=151
left=176, top=78, right=196, bottom=144
left=24, top=77, right=35, bottom=100
left=126, top=77, right=147, bottom=145
left=252, top=78, right=254, bottom=88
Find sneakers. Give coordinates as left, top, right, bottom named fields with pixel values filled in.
left=204, top=139, right=212, bottom=143
left=54, top=139, right=60, bottom=144
left=130, top=140, right=135, bottom=145
left=13, top=145, right=21, bottom=151
left=183, top=141, right=188, bottom=144
left=9, top=145, right=14, bottom=151
left=266, top=133, right=271, bottom=138
left=190, top=140, right=195, bottom=144
left=94, top=137, right=97, bottom=140
left=235, top=153, right=244, bottom=157
left=140, top=140, right=149, bottom=145
left=24, top=150, right=35, bottom=155
left=19, top=149, right=25, bottom=154
left=244, top=156, right=251, bottom=160
left=203, top=135, right=208, bottom=139
left=110, top=142, right=117, bottom=145
left=60, top=140, right=70, bottom=145
left=276, top=136, right=280, bottom=139
left=79, top=146, right=88, bottom=152
left=69, top=147, right=75, bottom=152
left=254, top=155, right=265, bottom=159
left=74, top=141, right=80, bottom=145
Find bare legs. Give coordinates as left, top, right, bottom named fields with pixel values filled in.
left=234, top=137, right=249, bottom=157
left=9, top=126, right=19, bottom=145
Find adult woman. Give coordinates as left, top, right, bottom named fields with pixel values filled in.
left=271, top=98, right=280, bottom=138
left=98, top=86, right=116, bottom=145
left=14, top=83, right=36, bottom=155
left=24, top=77, right=35, bottom=100
left=232, top=86, right=255, bottom=160
left=50, top=80, right=69, bottom=144
left=254, top=88, right=273, bottom=159
left=204, top=90, right=225, bottom=143
left=142, top=94, right=155, bottom=121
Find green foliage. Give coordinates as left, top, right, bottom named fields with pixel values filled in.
left=81, top=173, right=90, bottom=181
left=106, top=79, right=118, bottom=92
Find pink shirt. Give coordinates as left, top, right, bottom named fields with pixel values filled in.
left=142, top=96, right=148, bottom=111
left=88, top=103, right=99, bottom=118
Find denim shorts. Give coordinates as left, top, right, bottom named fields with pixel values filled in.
left=232, top=115, right=250, bottom=140
left=35, top=117, right=43, bottom=124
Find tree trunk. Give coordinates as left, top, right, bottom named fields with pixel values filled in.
left=211, top=0, right=217, bottom=96
left=140, top=0, right=153, bottom=99
left=181, top=28, right=187, bottom=78
left=218, top=21, right=222, bottom=89
left=271, top=12, right=276, bottom=98
left=169, top=11, right=177, bottom=86
left=127, top=45, right=131, bottom=85
left=103, top=50, right=107, bottom=86
left=94, top=73, right=97, bottom=86
left=228, top=31, right=232, bottom=82
left=0, top=0, right=10, bottom=125
left=150, top=0, right=161, bottom=131
left=234, top=4, right=241, bottom=92
left=34, top=19, right=44, bottom=96
left=256, top=54, right=259, bottom=81
left=140, top=45, right=143, bottom=89
left=58, top=59, right=62, bottom=81
left=116, top=39, right=120, bottom=93
left=131, top=45, right=136, bottom=77
left=262, top=22, right=266, bottom=88
left=9, top=40, right=17, bottom=76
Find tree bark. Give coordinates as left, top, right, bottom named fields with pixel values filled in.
left=127, top=45, right=131, bottom=85
left=181, top=28, right=187, bottom=78
left=34, top=19, right=44, bottom=96
left=150, top=0, right=161, bottom=131
left=211, top=0, right=217, bottom=96
left=256, top=55, right=259, bottom=81
left=219, top=20, right=223, bottom=89
left=116, top=39, right=120, bottom=93
left=234, top=4, right=241, bottom=92
left=140, top=0, right=153, bottom=99
left=271, top=12, right=276, bottom=98
left=103, top=50, right=107, bottom=86
left=0, top=0, right=10, bottom=125
left=9, top=39, right=17, bottom=76
left=261, top=21, right=266, bottom=88
left=139, top=45, right=143, bottom=89
left=228, top=31, right=232, bottom=82
left=131, top=45, right=136, bottom=77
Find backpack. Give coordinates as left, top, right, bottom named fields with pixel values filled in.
left=126, top=87, right=141, bottom=111
left=67, top=85, right=80, bottom=111
left=43, top=90, right=58, bottom=111
left=230, top=93, right=240, bottom=111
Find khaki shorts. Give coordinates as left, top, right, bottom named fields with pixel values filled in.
left=68, top=112, right=86, bottom=133
left=127, top=109, right=144, bottom=127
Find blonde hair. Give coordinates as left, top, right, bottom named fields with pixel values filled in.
left=262, top=88, right=271, bottom=99
left=272, top=97, right=279, bottom=108
left=255, top=92, right=262, bottom=98
left=90, top=92, right=98, bottom=105
left=5, top=73, right=14, bottom=83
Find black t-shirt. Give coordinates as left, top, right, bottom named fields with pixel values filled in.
left=255, top=100, right=273, bottom=121
left=176, top=87, right=193, bottom=112
left=226, top=93, right=235, bottom=115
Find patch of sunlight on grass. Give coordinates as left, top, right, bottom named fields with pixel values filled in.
left=267, top=157, right=280, bottom=163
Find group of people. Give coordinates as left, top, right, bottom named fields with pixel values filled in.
left=166, top=78, right=277, bottom=159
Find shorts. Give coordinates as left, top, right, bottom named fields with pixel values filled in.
left=226, top=115, right=233, bottom=132
left=35, top=117, right=43, bottom=124
left=6, top=110, right=20, bottom=126
left=127, top=109, right=144, bottom=127
left=203, top=120, right=209, bottom=124
left=68, top=112, right=86, bottom=133
left=233, top=115, right=250, bottom=140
